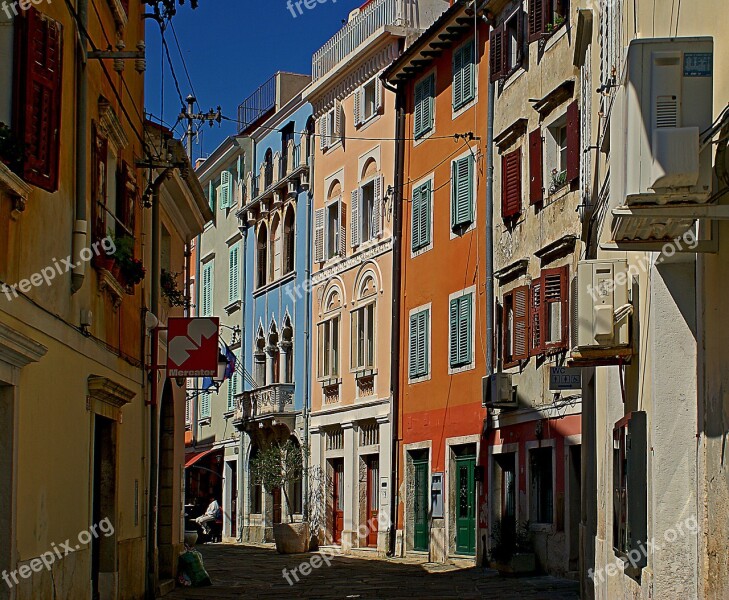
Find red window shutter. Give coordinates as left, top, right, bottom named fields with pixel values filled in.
left=528, top=0, right=545, bottom=43
left=566, top=100, right=580, bottom=184
left=15, top=8, right=63, bottom=192
left=501, top=292, right=512, bottom=366
left=530, top=277, right=543, bottom=355
left=529, top=128, right=543, bottom=205
left=512, top=286, right=530, bottom=361
left=91, top=124, right=108, bottom=244
left=489, top=25, right=504, bottom=82
left=542, top=265, right=570, bottom=351
left=501, top=149, right=522, bottom=220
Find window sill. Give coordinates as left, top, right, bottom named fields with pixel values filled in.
left=356, top=111, right=382, bottom=131
left=223, top=410, right=236, bottom=420
left=199, top=417, right=211, bottom=427
left=542, top=23, right=569, bottom=53
left=452, top=96, right=477, bottom=121
left=408, top=372, right=431, bottom=385
left=253, top=270, right=297, bottom=297
left=411, top=241, right=433, bottom=258
left=224, top=299, right=242, bottom=315
left=413, top=127, right=435, bottom=147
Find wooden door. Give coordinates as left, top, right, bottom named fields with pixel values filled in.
left=455, top=455, right=476, bottom=555
left=332, top=459, right=344, bottom=544
left=273, top=487, right=282, bottom=524
left=365, top=456, right=379, bottom=547
left=413, top=459, right=429, bottom=551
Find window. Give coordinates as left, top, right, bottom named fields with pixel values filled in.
left=449, top=293, right=473, bottom=368
left=185, top=398, right=191, bottom=425
left=541, top=266, right=569, bottom=350
left=529, top=447, right=554, bottom=524
left=453, top=39, right=476, bottom=111
left=528, top=0, right=569, bottom=44
left=490, top=10, right=524, bottom=81
left=201, top=260, right=214, bottom=317
left=414, top=73, right=435, bottom=139
left=256, top=225, right=268, bottom=288
left=411, top=180, right=432, bottom=252
left=200, top=392, right=211, bottom=420
left=227, top=353, right=239, bottom=411
left=501, top=148, right=522, bottom=220
left=318, top=316, right=340, bottom=379
left=502, top=286, right=529, bottom=367
left=613, top=412, right=648, bottom=572
left=351, top=303, right=375, bottom=370
left=355, top=78, right=381, bottom=126
left=228, top=243, right=240, bottom=303
left=219, top=170, right=232, bottom=208
left=270, top=214, right=282, bottom=280
left=545, top=118, right=568, bottom=194
left=452, top=154, right=475, bottom=230
left=327, top=202, right=340, bottom=259
left=352, top=176, right=383, bottom=247
left=408, top=307, right=430, bottom=380
left=12, top=7, right=63, bottom=192
left=319, top=101, right=341, bottom=150
left=283, top=207, right=295, bottom=274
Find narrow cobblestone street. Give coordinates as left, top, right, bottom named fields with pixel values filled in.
left=166, top=544, right=580, bottom=599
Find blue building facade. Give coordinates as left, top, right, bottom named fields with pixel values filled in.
left=234, top=73, right=314, bottom=539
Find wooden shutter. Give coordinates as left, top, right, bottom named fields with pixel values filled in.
left=350, top=189, right=361, bottom=247
left=375, top=78, right=383, bottom=113
left=202, top=262, right=213, bottom=316
left=333, top=100, right=342, bottom=142
left=512, top=286, right=530, bottom=361
left=449, top=298, right=459, bottom=367
left=208, top=180, right=215, bottom=213
left=452, top=155, right=474, bottom=228
left=14, top=8, right=63, bottom=192
left=462, top=40, right=476, bottom=105
left=566, top=100, right=581, bottom=184
left=413, top=180, right=431, bottom=251
left=314, top=207, right=325, bottom=262
left=530, top=277, right=543, bottom=355
left=229, top=244, right=239, bottom=302
left=413, top=80, right=424, bottom=138
left=354, top=87, right=362, bottom=127
left=220, top=170, right=231, bottom=208
left=373, top=175, right=383, bottom=238
left=425, top=75, right=434, bottom=133
left=542, top=265, right=569, bottom=351
left=116, top=161, right=136, bottom=235
left=501, top=149, right=522, bottom=219
left=91, top=124, right=108, bottom=243
left=489, top=25, right=504, bottom=82
left=458, top=294, right=472, bottom=365
left=528, top=0, right=546, bottom=43
left=319, top=115, right=328, bottom=150
left=529, top=129, right=544, bottom=204
left=411, top=184, right=422, bottom=251
left=453, top=44, right=464, bottom=109
left=338, top=198, right=346, bottom=257
left=502, top=292, right=512, bottom=365
left=418, top=311, right=428, bottom=376
left=408, top=314, right=419, bottom=379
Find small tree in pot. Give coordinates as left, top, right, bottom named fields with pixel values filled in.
left=251, top=440, right=310, bottom=554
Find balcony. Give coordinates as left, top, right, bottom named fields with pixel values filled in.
left=238, top=75, right=277, bottom=133
left=312, top=0, right=416, bottom=82
left=233, top=384, right=296, bottom=428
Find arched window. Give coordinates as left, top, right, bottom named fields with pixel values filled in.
left=268, top=319, right=280, bottom=384
left=305, top=116, right=315, bottom=160
left=270, top=213, right=282, bottom=281
left=254, top=323, right=266, bottom=387
left=283, top=206, right=295, bottom=275
left=256, top=224, right=268, bottom=289
left=264, top=148, right=273, bottom=189
left=281, top=313, right=294, bottom=383
left=351, top=270, right=378, bottom=371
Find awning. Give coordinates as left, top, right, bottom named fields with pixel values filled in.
left=184, top=448, right=216, bottom=469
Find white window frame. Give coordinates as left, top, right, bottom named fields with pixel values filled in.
left=525, top=439, right=557, bottom=532
left=356, top=76, right=382, bottom=128
left=447, top=286, right=476, bottom=375
left=544, top=112, right=569, bottom=197
left=350, top=300, right=377, bottom=372
left=325, top=196, right=342, bottom=261
left=449, top=149, right=477, bottom=239
left=318, top=313, right=341, bottom=381
left=408, top=303, right=432, bottom=384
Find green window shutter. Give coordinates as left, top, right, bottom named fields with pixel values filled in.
left=414, top=80, right=425, bottom=138
left=449, top=298, right=459, bottom=367
left=409, top=314, right=419, bottom=378
left=421, top=180, right=432, bottom=247
left=414, top=74, right=434, bottom=139
left=201, top=392, right=210, bottom=418
left=462, top=41, right=475, bottom=105
left=453, top=45, right=464, bottom=109
left=229, top=244, right=240, bottom=303
left=458, top=294, right=473, bottom=365
left=220, top=170, right=232, bottom=208
left=208, top=180, right=215, bottom=213
left=417, top=310, right=429, bottom=376
left=452, top=155, right=474, bottom=228
left=202, top=260, right=214, bottom=316
left=411, top=185, right=422, bottom=251
left=424, top=74, right=434, bottom=133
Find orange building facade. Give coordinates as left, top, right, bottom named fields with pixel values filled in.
left=385, top=2, right=490, bottom=564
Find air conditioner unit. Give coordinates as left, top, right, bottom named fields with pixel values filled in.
left=482, top=373, right=517, bottom=409
left=610, top=37, right=714, bottom=206
left=574, top=260, right=631, bottom=350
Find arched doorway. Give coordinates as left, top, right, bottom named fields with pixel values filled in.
left=158, top=379, right=175, bottom=578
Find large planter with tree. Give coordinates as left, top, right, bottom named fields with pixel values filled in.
left=251, top=440, right=310, bottom=554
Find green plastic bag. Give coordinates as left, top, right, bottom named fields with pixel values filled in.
left=177, top=550, right=212, bottom=587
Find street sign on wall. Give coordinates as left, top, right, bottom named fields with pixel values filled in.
left=549, top=367, right=582, bottom=391
left=167, top=317, right=219, bottom=377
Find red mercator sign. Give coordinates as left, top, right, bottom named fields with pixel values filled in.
left=167, top=317, right=220, bottom=377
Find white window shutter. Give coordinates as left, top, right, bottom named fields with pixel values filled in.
left=375, top=78, right=383, bottom=113
left=350, top=189, right=361, bottom=247
left=338, top=198, right=347, bottom=257
left=314, top=208, right=325, bottom=262
left=373, top=175, right=383, bottom=238
left=319, top=115, right=328, bottom=150
left=220, top=170, right=231, bottom=208
left=333, top=100, right=342, bottom=142
left=354, top=88, right=362, bottom=127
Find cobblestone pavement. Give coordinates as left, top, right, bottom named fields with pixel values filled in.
left=166, top=543, right=580, bottom=599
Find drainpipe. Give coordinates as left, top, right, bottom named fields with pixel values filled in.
left=486, top=82, right=495, bottom=376
left=303, top=136, right=313, bottom=523
left=71, top=0, right=88, bottom=294
left=383, top=76, right=405, bottom=557
left=146, top=167, right=171, bottom=600
left=192, top=230, right=201, bottom=442
left=237, top=219, right=248, bottom=542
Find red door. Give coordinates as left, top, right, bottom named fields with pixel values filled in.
left=366, top=456, right=379, bottom=547
left=273, top=487, right=282, bottom=524
left=332, top=459, right=344, bottom=544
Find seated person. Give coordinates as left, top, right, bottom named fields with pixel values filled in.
left=194, top=495, right=220, bottom=535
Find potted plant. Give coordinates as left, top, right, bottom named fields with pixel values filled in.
left=250, top=440, right=310, bottom=554
left=0, top=122, right=23, bottom=170
left=112, top=234, right=145, bottom=288
left=549, top=168, right=568, bottom=195
left=161, top=269, right=186, bottom=307
left=488, top=517, right=536, bottom=575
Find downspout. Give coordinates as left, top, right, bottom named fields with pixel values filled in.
left=146, top=167, right=171, bottom=600
left=383, top=76, right=405, bottom=557
left=485, top=66, right=495, bottom=378
left=192, top=231, right=201, bottom=442
left=71, top=0, right=88, bottom=294
left=303, top=134, right=313, bottom=523
left=237, top=223, right=248, bottom=542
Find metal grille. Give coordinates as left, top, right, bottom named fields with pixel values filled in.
left=326, top=427, right=344, bottom=450
left=359, top=422, right=379, bottom=447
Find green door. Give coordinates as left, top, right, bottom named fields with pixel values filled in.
left=455, top=455, right=476, bottom=555
left=413, top=459, right=429, bottom=551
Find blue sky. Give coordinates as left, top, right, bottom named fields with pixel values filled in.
left=144, top=0, right=365, bottom=162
